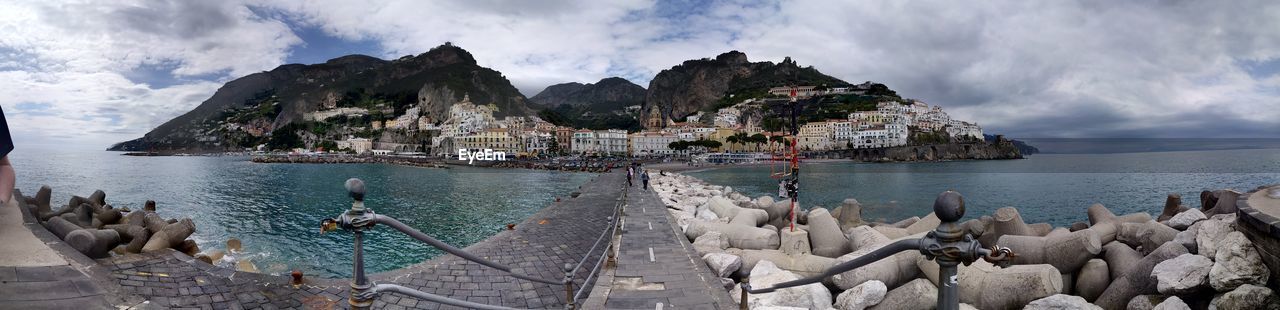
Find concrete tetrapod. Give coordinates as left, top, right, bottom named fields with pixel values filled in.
left=917, top=258, right=1063, bottom=310
left=977, top=207, right=1038, bottom=246
left=806, top=208, right=851, bottom=258
left=141, top=218, right=196, bottom=253
left=1094, top=242, right=1189, bottom=310
left=1156, top=193, right=1186, bottom=222
left=847, top=225, right=892, bottom=251
left=65, top=229, right=121, bottom=258
left=835, top=198, right=866, bottom=231
left=34, top=185, right=52, bottom=219
left=1075, top=259, right=1110, bottom=302
left=1202, top=189, right=1240, bottom=216
left=903, top=212, right=941, bottom=235
left=706, top=196, right=769, bottom=226
left=734, top=249, right=838, bottom=278
left=1085, top=204, right=1154, bottom=245
left=998, top=229, right=1102, bottom=273
left=1102, top=242, right=1143, bottom=282
left=44, top=216, right=81, bottom=239
left=830, top=233, right=924, bottom=290
left=1117, top=221, right=1178, bottom=255
left=684, top=221, right=780, bottom=250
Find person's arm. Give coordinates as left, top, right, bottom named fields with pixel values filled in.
left=0, top=157, right=13, bottom=204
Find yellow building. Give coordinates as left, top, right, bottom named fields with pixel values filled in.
left=459, top=128, right=519, bottom=154
left=797, top=121, right=832, bottom=151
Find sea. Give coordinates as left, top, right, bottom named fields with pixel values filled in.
left=10, top=140, right=1280, bottom=278
left=10, top=147, right=596, bottom=278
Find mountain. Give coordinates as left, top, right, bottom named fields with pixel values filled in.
left=641, top=51, right=852, bottom=126
left=109, top=43, right=535, bottom=152
left=530, top=77, right=645, bottom=113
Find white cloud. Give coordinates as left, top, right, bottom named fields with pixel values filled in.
left=4, top=0, right=1280, bottom=149
left=0, top=0, right=301, bottom=149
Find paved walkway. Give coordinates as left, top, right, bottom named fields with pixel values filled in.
left=582, top=176, right=737, bottom=310
left=1, top=194, right=113, bottom=309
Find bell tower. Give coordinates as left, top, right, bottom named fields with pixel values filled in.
left=645, top=104, right=665, bottom=129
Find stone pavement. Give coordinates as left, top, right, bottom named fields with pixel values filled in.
left=87, top=171, right=624, bottom=309
left=582, top=177, right=738, bottom=310
left=0, top=194, right=113, bottom=309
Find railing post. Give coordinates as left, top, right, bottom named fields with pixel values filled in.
left=563, top=263, right=576, bottom=310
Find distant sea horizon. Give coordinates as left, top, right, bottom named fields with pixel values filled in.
left=1017, top=138, right=1280, bottom=154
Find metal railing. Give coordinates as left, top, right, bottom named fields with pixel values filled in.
left=738, top=191, right=1016, bottom=310
left=321, top=177, right=627, bottom=309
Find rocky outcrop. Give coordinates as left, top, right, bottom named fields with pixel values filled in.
left=641, top=51, right=849, bottom=128
left=110, top=43, right=534, bottom=152
left=833, top=137, right=1023, bottom=162
left=530, top=77, right=645, bottom=111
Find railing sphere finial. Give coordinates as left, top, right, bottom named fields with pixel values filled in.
left=346, top=178, right=366, bottom=202
left=934, top=191, right=965, bottom=223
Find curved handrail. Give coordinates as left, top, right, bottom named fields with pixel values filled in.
left=363, top=283, right=522, bottom=310
left=744, top=238, right=922, bottom=294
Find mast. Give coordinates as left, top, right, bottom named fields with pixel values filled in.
left=786, top=86, right=801, bottom=232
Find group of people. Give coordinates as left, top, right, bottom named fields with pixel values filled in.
left=625, top=163, right=650, bottom=190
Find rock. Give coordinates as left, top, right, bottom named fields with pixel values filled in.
left=756, top=196, right=775, bottom=209
left=1152, top=296, right=1190, bottom=310
left=1209, top=284, right=1279, bottom=310
left=123, top=225, right=149, bottom=253
left=1167, top=208, right=1205, bottom=230
left=868, top=278, right=936, bottom=310
left=693, top=231, right=730, bottom=255
left=142, top=219, right=196, bottom=253
left=730, top=261, right=831, bottom=309
left=1208, top=231, right=1270, bottom=291
left=194, top=254, right=213, bottom=264
left=1151, top=253, right=1212, bottom=294
left=736, top=250, right=837, bottom=278
left=65, top=229, right=121, bottom=259
left=834, top=280, right=886, bottom=310
left=1203, top=190, right=1241, bottom=216
left=1128, top=295, right=1167, bottom=310
left=1024, top=294, right=1102, bottom=310
left=696, top=204, right=719, bottom=221
left=207, top=250, right=225, bottom=262
left=1094, top=242, right=1189, bottom=310
left=1197, top=218, right=1234, bottom=258
left=685, top=221, right=780, bottom=250
left=702, top=253, right=742, bottom=278
left=1173, top=221, right=1201, bottom=254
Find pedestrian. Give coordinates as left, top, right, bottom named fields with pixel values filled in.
left=626, top=165, right=634, bottom=186
left=641, top=170, right=650, bottom=190
left=0, top=106, right=13, bottom=204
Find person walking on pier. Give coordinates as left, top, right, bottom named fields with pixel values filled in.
left=0, top=106, right=13, bottom=204
left=626, top=165, right=634, bottom=186
left=641, top=170, right=650, bottom=190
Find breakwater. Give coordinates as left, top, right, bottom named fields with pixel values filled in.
left=649, top=170, right=1280, bottom=309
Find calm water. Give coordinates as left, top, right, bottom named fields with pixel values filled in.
left=689, top=148, right=1280, bottom=227
left=10, top=148, right=596, bottom=278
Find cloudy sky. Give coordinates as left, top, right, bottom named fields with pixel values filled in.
left=3, top=0, right=1279, bottom=149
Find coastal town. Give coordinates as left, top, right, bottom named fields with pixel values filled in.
left=285, top=83, right=984, bottom=161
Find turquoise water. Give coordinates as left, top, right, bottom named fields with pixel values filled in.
left=689, top=148, right=1280, bottom=227
left=9, top=148, right=596, bottom=278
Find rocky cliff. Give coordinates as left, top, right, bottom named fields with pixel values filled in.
left=641, top=51, right=850, bottom=125
left=530, top=77, right=645, bottom=112
left=109, top=43, right=534, bottom=152
left=822, top=136, right=1024, bottom=162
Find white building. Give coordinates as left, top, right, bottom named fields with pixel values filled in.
left=629, top=131, right=680, bottom=156
left=571, top=129, right=628, bottom=156
left=947, top=121, right=984, bottom=140
left=714, top=107, right=741, bottom=128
